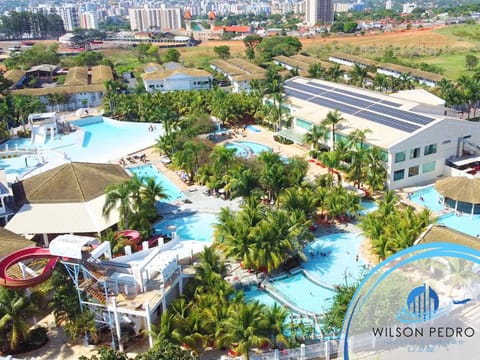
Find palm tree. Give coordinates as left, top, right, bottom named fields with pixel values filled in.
left=216, top=302, right=270, bottom=360
left=172, top=140, right=210, bottom=181
left=0, top=288, right=37, bottom=352
left=262, top=304, right=289, bottom=348
left=322, top=110, right=344, bottom=150
left=373, top=73, right=389, bottom=93
left=326, top=64, right=345, bottom=82
left=349, top=64, right=368, bottom=88
left=308, top=63, right=324, bottom=79
left=304, top=124, right=328, bottom=154
left=140, top=176, right=167, bottom=214
left=102, top=181, right=136, bottom=229
left=363, top=147, right=387, bottom=192
left=398, top=73, right=415, bottom=90
left=348, top=128, right=372, bottom=150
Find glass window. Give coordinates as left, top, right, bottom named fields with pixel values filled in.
left=410, top=148, right=421, bottom=159
left=393, top=169, right=405, bottom=181
left=296, top=118, right=312, bottom=131
left=424, top=144, right=437, bottom=156
left=408, top=166, right=419, bottom=177
left=422, top=161, right=436, bottom=173
left=395, top=152, right=406, bottom=163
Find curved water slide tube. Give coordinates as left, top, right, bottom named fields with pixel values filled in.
left=0, top=247, right=58, bottom=289
left=115, top=230, right=142, bottom=248
left=31, top=125, right=46, bottom=146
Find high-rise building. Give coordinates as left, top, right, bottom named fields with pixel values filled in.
left=58, top=5, right=80, bottom=31
left=305, top=0, right=333, bottom=26
left=80, top=11, right=99, bottom=30
left=128, top=6, right=183, bottom=31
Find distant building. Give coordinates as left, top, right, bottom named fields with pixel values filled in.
left=128, top=6, right=182, bottom=31
left=403, top=3, right=417, bottom=14
left=305, top=0, right=333, bottom=26
left=386, top=0, right=393, bottom=10
left=210, top=58, right=266, bottom=93
left=80, top=11, right=99, bottom=30
left=141, top=63, right=212, bottom=93
left=57, top=5, right=80, bottom=32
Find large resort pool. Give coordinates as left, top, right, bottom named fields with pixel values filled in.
left=0, top=116, right=160, bottom=182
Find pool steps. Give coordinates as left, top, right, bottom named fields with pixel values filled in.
left=263, top=284, right=317, bottom=317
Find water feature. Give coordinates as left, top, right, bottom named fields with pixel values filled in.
left=129, top=164, right=184, bottom=201
left=153, top=212, right=217, bottom=243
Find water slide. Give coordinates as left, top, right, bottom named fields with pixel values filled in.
left=0, top=247, right=58, bottom=289
left=115, top=230, right=141, bottom=249
left=31, top=125, right=46, bottom=146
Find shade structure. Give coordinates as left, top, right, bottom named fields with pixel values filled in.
left=434, top=177, right=480, bottom=204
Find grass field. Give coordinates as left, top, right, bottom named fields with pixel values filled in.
left=96, top=24, right=480, bottom=81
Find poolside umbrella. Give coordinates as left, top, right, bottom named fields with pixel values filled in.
left=434, top=177, right=480, bottom=204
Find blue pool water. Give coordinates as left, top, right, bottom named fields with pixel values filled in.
left=410, top=186, right=444, bottom=213
left=244, top=288, right=280, bottom=308
left=437, top=212, right=480, bottom=238
left=246, top=125, right=261, bottom=133
left=130, top=164, right=184, bottom=201
left=271, top=274, right=335, bottom=314
left=1, top=117, right=159, bottom=180
left=153, top=212, right=217, bottom=243
left=224, top=141, right=272, bottom=157
left=304, top=231, right=365, bottom=287
left=360, top=200, right=378, bottom=215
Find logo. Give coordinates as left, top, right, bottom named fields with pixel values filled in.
left=397, top=284, right=439, bottom=323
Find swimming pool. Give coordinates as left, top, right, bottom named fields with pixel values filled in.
left=304, top=231, right=365, bottom=287
left=437, top=212, right=480, bottom=238
left=130, top=164, right=184, bottom=201
left=410, top=186, right=444, bottom=213
left=271, top=273, right=335, bottom=314
left=1, top=117, right=159, bottom=181
left=224, top=141, right=272, bottom=157
left=246, top=125, right=261, bottom=133
left=360, top=200, right=378, bottom=215
left=153, top=212, right=217, bottom=243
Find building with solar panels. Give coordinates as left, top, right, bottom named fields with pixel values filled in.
left=278, top=77, right=480, bottom=190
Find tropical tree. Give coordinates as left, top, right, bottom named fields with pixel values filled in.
left=326, top=64, right=344, bottom=82
left=322, top=110, right=344, bottom=150
left=0, top=288, right=38, bottom=352
left=103, top=181, right=136, bottom=229
left=363, top=147, right=387, bottom=192
left=349, top=64, right=368, bottom=88
left=216, top=302, right=270, bottom=360
left=308, top=63, right=324, bottom=79
left=304, top=124, right=328, bottom=153
left=172, top=139, right=211, bottom=181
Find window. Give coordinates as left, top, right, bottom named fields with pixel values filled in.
left=424, top=144, right=437, bottom=156
left=296, top=118, right=312, bottom=131
left=410, top=148, right=421, bottom=159
left=393, top=169, right=405, bottom=181
left=395, top=152, right=406, bottom=163
left=422, top=161, right=436, bottom=173
left=408, top=166, right=419, bottom=177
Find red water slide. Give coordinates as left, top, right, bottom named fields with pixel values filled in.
left=115, top=230, right=141, bottom=250
left=0, top=247, right=59, bottom=289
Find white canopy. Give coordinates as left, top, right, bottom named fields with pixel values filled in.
left=50, top=234, right=100, bottom=259
left=5, top=194, right=120, bottom=235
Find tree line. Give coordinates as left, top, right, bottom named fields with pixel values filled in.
left=0, top=11, right=64, bottom=39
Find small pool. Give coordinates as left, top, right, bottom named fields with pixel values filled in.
left=246, top=125, right=261, bottom=133
left=360, top=200, right=378, bottom=215
left=410, top=186, right=444, bottom=213
left=224, top=141, right=272, bottom=157
left=153, top=212, right=217, bottom=243
left=130, top=164, right=184, bottom=201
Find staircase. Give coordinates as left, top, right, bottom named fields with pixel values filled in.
left=83, top=261, right=105, bottom=280
left=85, top=286, right=107, bottom=305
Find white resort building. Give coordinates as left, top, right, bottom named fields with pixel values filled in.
left=279, top=76, right=480, bottom=189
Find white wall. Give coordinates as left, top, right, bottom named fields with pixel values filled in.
left=388, top=118, right=480, bottom=189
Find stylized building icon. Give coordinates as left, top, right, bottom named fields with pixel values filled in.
left=397, top=283, right=440, bottom=323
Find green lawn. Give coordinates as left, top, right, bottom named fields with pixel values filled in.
left=434, top=23, right=480, bottom=45
left=413, top=52, right=478, bottom=80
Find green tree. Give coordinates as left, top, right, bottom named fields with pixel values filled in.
left=0, top=288, right=38, bottom=352
left=465, top=54, right=478, bottom=71
left=243, top=34, right=263, bottom=59
left=214, top=45, right=231, bottom=59
left=308, top=63, right=324, bottom=79
left=322, top=110, right=344, bottom=150
left=163, top=48, right=181, bottom=63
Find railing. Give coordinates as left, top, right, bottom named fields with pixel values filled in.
left=250, top=339, right=339, bottom=360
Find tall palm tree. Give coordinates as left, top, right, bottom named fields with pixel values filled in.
left=348, top=128, right=372, bottom=150
left=373, top=73, right=389, bottom=93
left=102, top=180, right=138, bottom=229
left=262, top=304, right=290, bottom=348
left=364, top=147, right=387, bottom=192
left=322, top=110, right=344, bottom=150
left=326, top=64, right=345, bottom=82
left=216, top=302, right=270, bottom=360
left=0, top=288, right=37, bottom=352
left=304, top=124, right=328, bottom=153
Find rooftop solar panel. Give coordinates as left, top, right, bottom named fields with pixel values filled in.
left=356, top=110, right=420, bottom=133
left=368, top=104, right=434, bottom=126
left=284, top=81, right=424, bottom=133
left=306, top=81, right=402, bottom=107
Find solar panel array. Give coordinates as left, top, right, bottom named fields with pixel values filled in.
left=286, top=80, right=437, bottom=133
